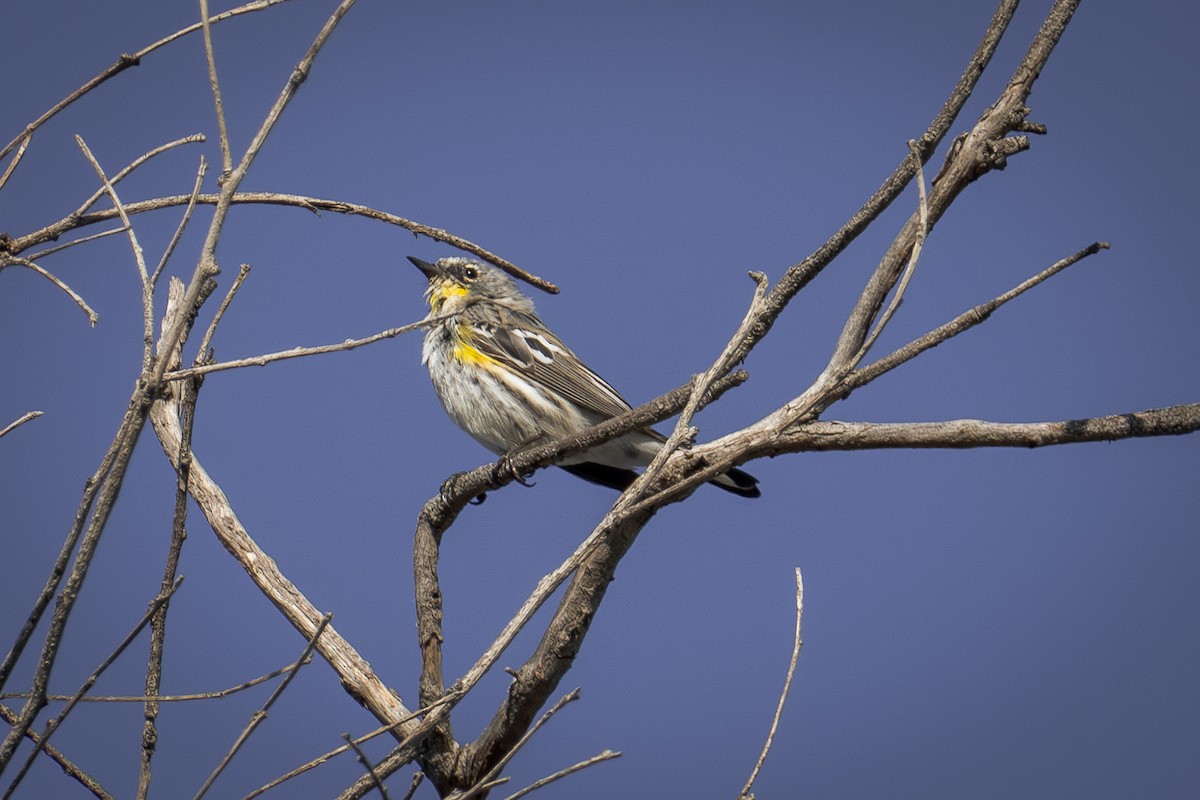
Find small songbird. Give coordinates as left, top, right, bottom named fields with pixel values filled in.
left=410, top=256, right=760, bottom=497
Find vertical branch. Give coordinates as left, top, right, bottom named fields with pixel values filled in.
left=154, top=0, right=357, bottom=385
left=151, top=156, right=209, bottom=287
left=138, top=280, right=201, bottom=798
left=198, top=0, right=234, bottom=177
left=737, top=568, right=804, bottom=800
left=75, top=135, right=155, bottom=365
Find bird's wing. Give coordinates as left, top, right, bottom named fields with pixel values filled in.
left=463, top=309, right=633, bottom=421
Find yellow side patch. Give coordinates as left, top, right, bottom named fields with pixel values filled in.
left=452, top=332, right=499, bottom=368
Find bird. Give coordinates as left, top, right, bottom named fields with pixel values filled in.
left=409, top=255, right=760, bottom=498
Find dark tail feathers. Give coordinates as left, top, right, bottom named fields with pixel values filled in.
left=560, top=463, right=760, bottom=498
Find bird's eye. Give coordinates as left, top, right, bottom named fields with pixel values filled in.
left=463, top=266, right=478, bottom=281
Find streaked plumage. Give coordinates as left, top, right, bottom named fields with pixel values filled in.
left=411, top=256, right=760, bottom=498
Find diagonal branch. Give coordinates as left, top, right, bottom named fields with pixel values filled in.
left=149, top=281, right=421, bottom=745
left=844, top=241, right=1109, bottom=394
left=0, top=256, right=98, bottom=326
left=429, top=4, right=1099, bottom=791
left=0, top=0, right=290, bottom=162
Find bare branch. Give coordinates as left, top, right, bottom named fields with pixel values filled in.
left=199, top=0, right=234, bottom=177
left=732, top=0, right=1022, bottom=364
left=195, top=263, right=251, bottom=363
left=26, top=227, right=129, bottom=262
left=71, top=134, right=206, bottom=225
left=193, top=615, right=331, bottom=800
left=243, top=696, right=454, bottom=800
left=846, top=242, right=1110, bottom=393
left=500, top=750, right=621, bottom=800
left=399, top=773, right=425, bottom=800
left=13, top=190, right=559, bottom=293
left=0, top=704, right=113, bottom=800
left=162, top=309, right=449, bottom=382
left=852, top=140, right=929, bottom=367
left=155, top=0, right=359, bottom=392
left=454, top=690, right=582, bottom=800
left=0, top=411, right=43, bottom=439
left=341, top=732, right=391, bottom=800
left=628, top=272, right=770, bottom=502
left=2, top=659, right=312, bottom=704
left=0, top=135, right=31, bottom=193
left=0, top=376, right=166, bottom=770
left=2, top=579, right=183, bottom=800
left=408, top=371, right=749, bottom=785
left=765, top=404, right=1200, bottom=455
left=151, top=155, right=209, bottom=287
left=738, top=568, right=804, bottom=800
left=0, top=0, right=290, bottom=162
left=150, top=284, right=421, bottom=747
left=140, top=324, right=203, bottom=799
left=0, top=256, right=98, bottom=326
left=75, top=134, right=153, bottom=360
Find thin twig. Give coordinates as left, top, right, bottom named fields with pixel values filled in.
left=454, top=690, right=582, bottom=800
left=199, top=0, right=234, bottom=177
left=151, top=155, right=209, bottom=287
left=738, top=568, right=804, bottom=800
left=0, top=256, right=98, bottom=326
left=1, top=659, right=312, bottom=704
left=242, top=696, right=454, bottom=800
left=163, top=310, right=456, bottom=382
left=0, top=704, right=114, bottom=800
left=154, top=0, right=359, bottom=390
left=0, top=134, right=31, bottom=193
left=75, top=134, right=153, bottom=360
left=847, top=242, right=1110, bottom=392
left=193, top=615, right=332, bottom=800
left=26, top=227, right=130, bottom=261
left=196, top=263, right=251, bottom=362
left=852, top=140, right=929, bottom=367
left=0, top=397, right=150, bottom=765
left=342, top=734, right=390, bottom=800
left=0, top=0, right=289, bottom=161
left=1, top=579, right=184, bottom=800
left=14, top=191, right=559, bottom=293
left=139, top=319, right=203, bottom=799
left=624, top=271, right=769, bottom=503
left=501, top=750, right=621, bottom=800
left=0, top=412, right=43, bottom=439
left=399, top=773, right=425, bottom=800
left=71, top=134, right=206, bottom=225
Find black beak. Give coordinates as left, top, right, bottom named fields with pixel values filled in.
left=407, top=256, right=441, bottom=281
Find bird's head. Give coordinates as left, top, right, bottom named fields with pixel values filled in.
left=408, top=256, right=534, bottom=315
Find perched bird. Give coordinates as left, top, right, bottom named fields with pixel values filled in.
left=410, top=256, right=760, bottom=498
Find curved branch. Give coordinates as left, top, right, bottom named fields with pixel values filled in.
left=9, top=192, right=559, bottom=294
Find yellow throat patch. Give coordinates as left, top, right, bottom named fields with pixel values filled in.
left=427, top=280, right=469, bottom=313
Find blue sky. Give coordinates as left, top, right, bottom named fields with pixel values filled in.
left=2, top=1, right=1198, bottom=798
